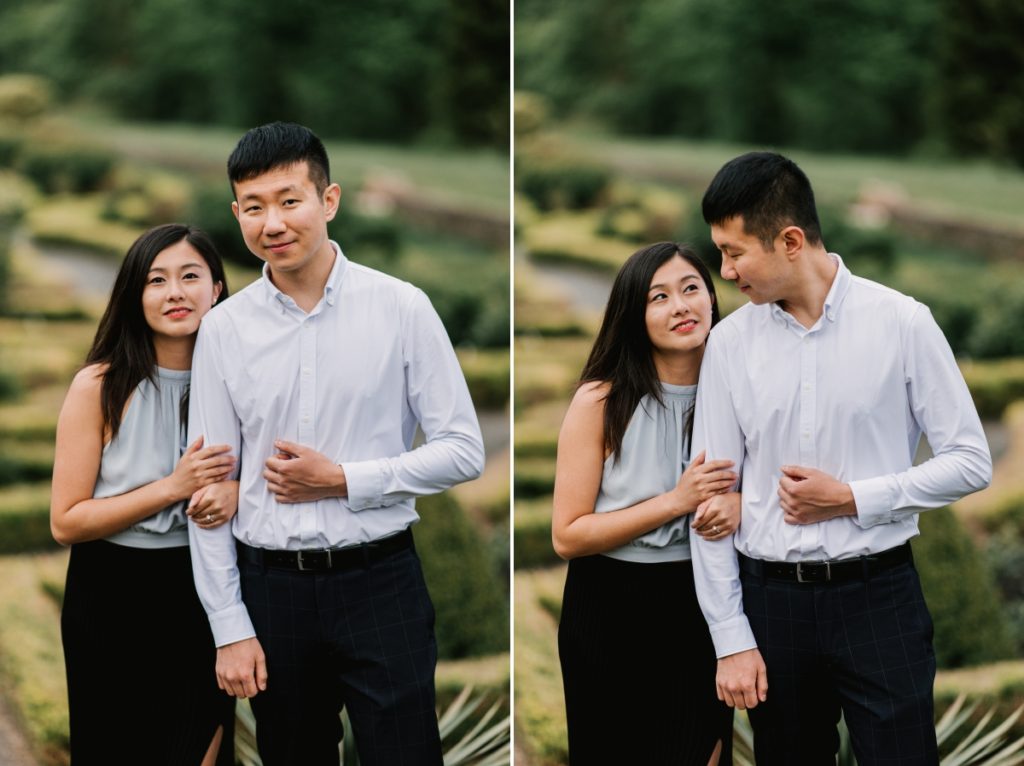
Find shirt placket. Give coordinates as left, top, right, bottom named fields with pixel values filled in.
left=798, top=330, right=818, bottom=555
left=298, top=318, right=317, bottom=541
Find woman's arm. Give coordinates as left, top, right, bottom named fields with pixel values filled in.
left=50, top=365, right=236, bottom=545
left=551, top=382, right=735, bottom=560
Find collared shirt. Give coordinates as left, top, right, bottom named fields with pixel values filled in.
left=691, top=255, right=991, bottom=657
left=187, top=242, right=485, bottom=646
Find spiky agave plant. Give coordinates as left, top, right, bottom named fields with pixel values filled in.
left=732, top=695, right=1024, bottom=766
left=235, top=686, right=510, bottom=766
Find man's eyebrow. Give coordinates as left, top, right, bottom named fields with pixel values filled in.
left=238, top=184, right=301, bottom=203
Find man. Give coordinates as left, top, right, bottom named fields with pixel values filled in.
left=690, top=152, right=991, bottom=764
left=186, top=122, right=484, bottom=766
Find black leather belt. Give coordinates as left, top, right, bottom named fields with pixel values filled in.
left=739, top=542, right=912, bottom=584
left=238, top=529, right=413, bottom=572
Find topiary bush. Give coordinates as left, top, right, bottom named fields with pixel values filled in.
left=414, top=492, right=508, bottom=660
left=18, top=145, right=115, bottom=195
left=915, top=506, right=1016, bottom=668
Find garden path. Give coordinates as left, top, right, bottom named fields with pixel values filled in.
left=0, top=693, right=38, bottom=766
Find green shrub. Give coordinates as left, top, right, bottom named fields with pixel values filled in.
left=0, top=74, right=53, bottom=123
left=514, top=458, right=554, bottom=499
left=513, top=499, right=558, bottom=570
left=916, top=506, right=1016, bottom=668
left=101, top=169, right=191, bottom=227
left=0, top=483, right=55, bottom=554
left=415, top=492, right=508, bottom=660
left=960, top=359, right=1024, bottom=419
left=0, top=451, right=54, bottom=485
left=18, top=145, right=115, bottom=195
left=517, top=157, right=611, bottom=212
left=0, top=370, right=20, bottom=402
left=0, top=130, right=24, bottom=168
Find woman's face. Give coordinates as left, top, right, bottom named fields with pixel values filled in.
left=141, top=239, right=223, bottom=341
left=644, top=255, right=714, bottom=357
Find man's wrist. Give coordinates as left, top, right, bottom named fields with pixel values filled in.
left=333, top=463, right=348, bottom=498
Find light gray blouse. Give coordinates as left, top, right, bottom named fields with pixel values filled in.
left=99, top=367, right=191, bottom=549
left=597, top=382, right=696, bottom=563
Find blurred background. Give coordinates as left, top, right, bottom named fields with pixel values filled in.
left=513, top=1, right=1024, bottom=764
left=0, top=1, right=509, bottom=764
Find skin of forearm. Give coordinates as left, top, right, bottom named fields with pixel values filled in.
left=52, top=475, right=184, bottom=545
left=554, top=491, right=686, bottom=560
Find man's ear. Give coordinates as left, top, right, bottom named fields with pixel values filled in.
left=779, top=225, right=805, bottom=260
left=231, top=200, right=240, bottom=221
left=323, top=183, right=342, bottom=223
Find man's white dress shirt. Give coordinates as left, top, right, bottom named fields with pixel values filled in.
left=691, top=255, right=991, bottom=658
left=187, top=243, right=485, bottom=646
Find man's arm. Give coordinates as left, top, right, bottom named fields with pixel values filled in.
left=848, top=305, right=992, bottom=527
left=690, top=329, right=767, bottom=708
left=342, top=287, right=485, bottom=511
left=187, top=319, right=256, bottom=647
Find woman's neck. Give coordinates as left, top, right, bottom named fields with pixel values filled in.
left=153, top=336, right=196, bottom=371
left=652, top=347, right=703, bottom=386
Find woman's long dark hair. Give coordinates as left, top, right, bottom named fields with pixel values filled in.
left=85, top=223, right=229, bottom=439
left=579, top=241, right=720, bottom=460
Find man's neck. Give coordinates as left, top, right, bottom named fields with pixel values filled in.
left=268, top=244, right=336, bottom=313
left=777, top=250, right=837, bottom=329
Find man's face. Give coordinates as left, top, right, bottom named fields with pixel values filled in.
left=231, top=161, right=340, bottom=276
left=710, top=215, right=788, bottom=305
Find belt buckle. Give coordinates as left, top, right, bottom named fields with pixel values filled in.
left=297, top=549, right=331, bottom=571
left=796, top=560, right=830, bottom=583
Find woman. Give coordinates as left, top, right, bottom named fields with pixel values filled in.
left=553, top=241, right=738, bottom=765
left=51, top=223, right=237, bottom=764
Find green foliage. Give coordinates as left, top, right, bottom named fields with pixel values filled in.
left=415, top=492, right=508, bottom=660
left=0, top=73, right=52, bottom=123
left=986, top=530, right=1024, bottom=656
left=935, top=0, right=1024, bottom=166
left=513, top=458, right=554, bottom=499
left=100, top=167, right=191, bottom=227
left=513, top=500, right=558, bottom=570
left=517, top=156, right=611, bottom=212
left=517, top=0, right=1024, bottom=166
left=0, top=484, right=55, bottom=554
left=18, top=144, right=115, bottom=194
left=961, top=360, right=1024, bottom=419
left=0, top=0, right=507, bottom=146
left=916, top=507, right=1016, bottom=668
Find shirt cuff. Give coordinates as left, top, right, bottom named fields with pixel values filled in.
left=849, top=476, right=898, bottom=527
left=209, top=604, right=257, bottom=648
left=342, top=458, right=384, bottom=511
left=709, top=615, right=758, bottom=658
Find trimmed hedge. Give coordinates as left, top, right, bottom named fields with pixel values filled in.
left=415, top=491, right=509, bottom=660
left=916, top=506, right=1016, bottom=668
left=514, top=499, right=557, bottom=570
left=0, top=483, right=56, bottom=554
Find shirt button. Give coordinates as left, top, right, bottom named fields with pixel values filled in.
left=302, top=367, right=311, bottom=375
left=302, top=416, right=311, bottom=424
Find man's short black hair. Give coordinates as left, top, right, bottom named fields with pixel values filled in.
left=701, top=151, right=822, bottom=247
left=227, top=122, right=331, bottom=197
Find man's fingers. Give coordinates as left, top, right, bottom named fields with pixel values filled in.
left=757, top=665, right=769, bottom=702
left=256, top=654, right=268, bottom=691
left=274, top=439, right=303, bottom=457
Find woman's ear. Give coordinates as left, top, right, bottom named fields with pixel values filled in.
left=212, top=281, right=224, bottom=305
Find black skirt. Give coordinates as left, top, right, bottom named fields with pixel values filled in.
left=558, top=554, right=733, bottom=765
left=61, top=539, right=235, bottom=765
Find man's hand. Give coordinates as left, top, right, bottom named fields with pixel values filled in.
left=778, top=465, right=857, bottom=525
left=717, top=648, right=768, bottom=710
left=216, top=637, right=268, bottom=698
left=264, top=440, right=347, bottom=503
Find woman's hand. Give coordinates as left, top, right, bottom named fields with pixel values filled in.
left=168, top=437, right=236, bottom=501
left=672, top=451, right=736, bottom=514
left=187, top=480, right=240, bottom=529
left=693, top=491, right=741, bottom=541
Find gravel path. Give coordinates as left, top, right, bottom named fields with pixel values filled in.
left=0, top=693, right=38, bottom=766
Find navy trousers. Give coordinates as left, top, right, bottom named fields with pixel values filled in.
left=742, top=555, right=938, bottom=765
left=240, top=538, right=442, bottom=766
